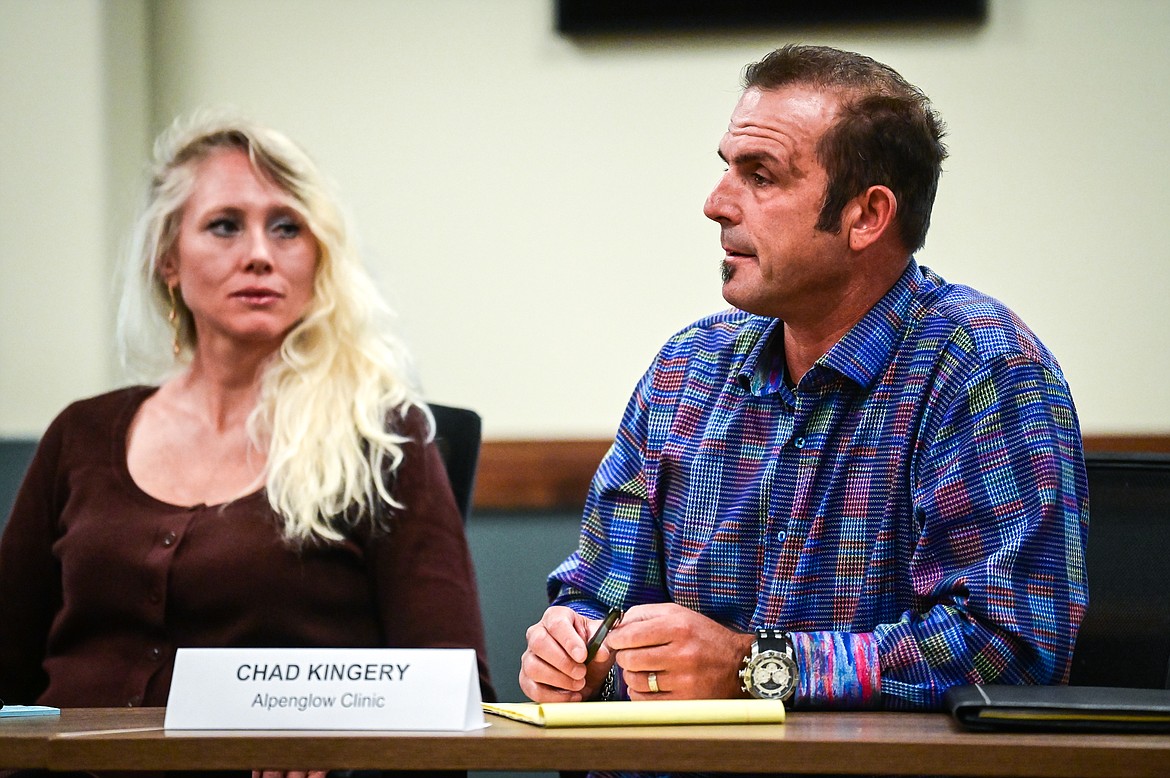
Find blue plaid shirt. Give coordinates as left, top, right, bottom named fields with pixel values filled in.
left=550, top=261, right=1088, bottom=710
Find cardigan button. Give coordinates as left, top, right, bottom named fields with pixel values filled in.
left=161, top=531, right=177, bottom=547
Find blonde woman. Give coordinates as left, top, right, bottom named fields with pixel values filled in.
left=0, top=112, right=494, bottom=712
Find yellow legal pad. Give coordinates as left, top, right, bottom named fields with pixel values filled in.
left=483, top=699, right=785, bottom=727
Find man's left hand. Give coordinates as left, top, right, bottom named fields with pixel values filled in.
left=605, top=603, right=755, bottom=699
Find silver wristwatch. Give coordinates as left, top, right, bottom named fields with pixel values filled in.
left=739, top=628, right=798, bottom=702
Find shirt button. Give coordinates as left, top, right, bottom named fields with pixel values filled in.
left=793, top=436, right=805, bottom=449
left=126, top=695, right=142, bottom=707
left=161, top=531, right=177, bottom=547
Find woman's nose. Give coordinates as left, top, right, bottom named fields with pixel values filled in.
left=244, top=230, right=274, bottom=273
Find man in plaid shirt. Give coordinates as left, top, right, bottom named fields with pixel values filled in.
left=520, top=44, right=1087, bottom=712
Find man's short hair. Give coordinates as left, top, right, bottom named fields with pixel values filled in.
left=744, top=44, right=948, bottom=253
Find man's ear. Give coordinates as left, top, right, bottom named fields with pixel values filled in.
left=844, top=185, right=898, bottom=252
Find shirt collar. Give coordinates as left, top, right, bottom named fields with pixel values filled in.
left=736, top=318, right=783, bottom=396
left=737, top=259, right=925, bottom=395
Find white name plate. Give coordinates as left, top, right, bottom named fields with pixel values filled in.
left=164, top=647, right=483, bottom=731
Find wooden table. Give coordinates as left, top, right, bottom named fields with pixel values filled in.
left=1, top=707, right=1168, bottom=776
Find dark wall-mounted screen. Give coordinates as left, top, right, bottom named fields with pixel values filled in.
left=556, top=1, right=988, bottom=35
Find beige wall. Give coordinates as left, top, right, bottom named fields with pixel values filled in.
left=0, top=0, right=150, bottom=435
left=2, top=0, right=1167, bottom=439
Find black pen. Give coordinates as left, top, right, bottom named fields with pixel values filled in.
left=584, top=606, right=623, bottom=664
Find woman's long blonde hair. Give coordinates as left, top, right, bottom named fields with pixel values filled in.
left=116, top=109, right=428, bottom=543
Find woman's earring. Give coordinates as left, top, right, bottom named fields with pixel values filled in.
left=167, top=284, right=181, bottom=356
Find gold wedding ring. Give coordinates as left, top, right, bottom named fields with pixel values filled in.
left=647, top=672, right=660, bottom=693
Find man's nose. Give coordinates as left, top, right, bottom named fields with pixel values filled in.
left=703, top=173, right=740, bottom=223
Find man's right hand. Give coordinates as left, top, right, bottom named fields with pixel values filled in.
left=519, top=605, right=614, bottom=702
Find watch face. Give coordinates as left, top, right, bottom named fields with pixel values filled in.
left=748, top=651, right=795, bottom=699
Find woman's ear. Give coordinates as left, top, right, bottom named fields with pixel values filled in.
left=845, top=185, right=898, bottom=252
left=158, top=251, right=179, bottom=287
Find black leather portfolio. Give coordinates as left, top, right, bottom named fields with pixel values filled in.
left=945, top=684, right=1170, bottom=733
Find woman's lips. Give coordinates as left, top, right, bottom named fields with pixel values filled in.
left=232, top=288, right=282, bottom=304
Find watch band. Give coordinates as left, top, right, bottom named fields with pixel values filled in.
left=754, top=628, right=788, bottom=655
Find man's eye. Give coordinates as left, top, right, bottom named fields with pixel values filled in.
left=748, top=166, right=776, bottom=186
left=208, top=218, right=240, bottom=236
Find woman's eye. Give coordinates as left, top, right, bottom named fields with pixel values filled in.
left=271, top=218, right=302, bottom=239
left=208, top=218, right=240, bottom=236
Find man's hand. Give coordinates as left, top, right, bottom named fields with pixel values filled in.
left=519, top=605, right=615, bottom=702
left=605, top=603, right=755, bottom=700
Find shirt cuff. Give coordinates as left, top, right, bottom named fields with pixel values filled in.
left=791, top=631, right=881, bottom=709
